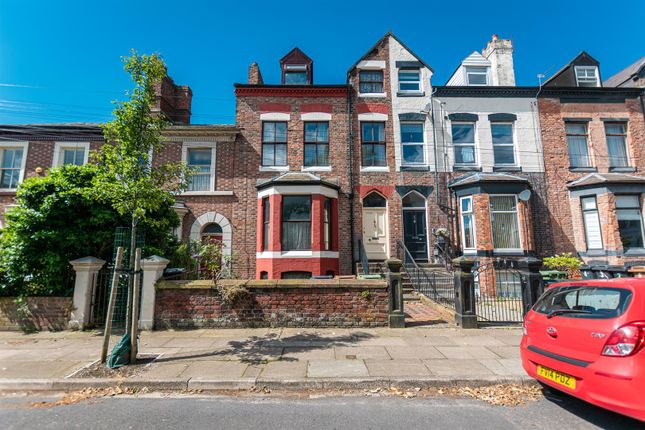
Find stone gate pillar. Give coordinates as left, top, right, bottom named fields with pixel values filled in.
left=140, top=255, right=170, bottom=330
left=453, top=257, right=478, bottom=329
left=68, top=256, right=106, bottom=330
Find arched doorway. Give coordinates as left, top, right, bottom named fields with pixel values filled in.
left=362, top=191, right=388, bottom=260
left=402, top=191, right=428, bottom=261
left=201, top=223, right=223, bottom=243
left=189, top=212, right=233, bottom=261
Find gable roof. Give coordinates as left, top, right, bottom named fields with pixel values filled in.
left=543, top=51, right=600, bottom=86
left=462, top=51, right=490, bottom=67
left=280, top=47, right=312, bottom=65
left=604, top=56, right=645, bottom=87
left=347, top=31, right=433, bottom=73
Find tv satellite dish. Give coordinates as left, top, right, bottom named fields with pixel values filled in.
left=519, top=189, right=532, bottom=202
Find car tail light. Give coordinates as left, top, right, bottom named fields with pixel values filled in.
left=601, top=322, right=645, bottom=357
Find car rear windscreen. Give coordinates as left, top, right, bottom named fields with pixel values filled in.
left=533, top=286, right=633, bottom=319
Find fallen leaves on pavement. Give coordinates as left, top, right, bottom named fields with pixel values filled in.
left=29, top=386, right=149, bottom=409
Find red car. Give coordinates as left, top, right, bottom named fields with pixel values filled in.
left=521, top=278, right=645, bottom=422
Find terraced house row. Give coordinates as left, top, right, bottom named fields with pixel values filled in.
left=1, top=33, right=644, bottom=280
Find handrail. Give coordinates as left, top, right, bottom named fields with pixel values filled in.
left=358, top=238, right=370, bottom=275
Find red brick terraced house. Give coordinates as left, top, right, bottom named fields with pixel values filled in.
left=537, top=52, right=645, bottom=268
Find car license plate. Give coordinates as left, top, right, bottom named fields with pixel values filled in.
left=537, top=365, right=576, bottom=389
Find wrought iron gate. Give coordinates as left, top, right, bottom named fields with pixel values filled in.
left=473, top=260, right=524, bottom=324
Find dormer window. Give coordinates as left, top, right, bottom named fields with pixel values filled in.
left=575, top=66, right=599, bottom=87
left=284, top=64, right=308, bottom=85
left=466, top=67, right=489, bottom=85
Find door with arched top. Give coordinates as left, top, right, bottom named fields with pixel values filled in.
left=362, top=192, right=389, bottom=260
left=402, top=191, right=428, bottom=261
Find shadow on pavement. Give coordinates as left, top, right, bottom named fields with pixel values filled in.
left=154, top=331, right=375, bottom=363
left=541, top=384, right=643, bottom=429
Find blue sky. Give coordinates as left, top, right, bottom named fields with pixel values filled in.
left=1, top=0, right=643, bottom=125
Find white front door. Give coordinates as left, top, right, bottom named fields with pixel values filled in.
left=362, top=208, right=388, bottom=260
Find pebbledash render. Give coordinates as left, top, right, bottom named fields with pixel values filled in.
left=0, top=33, right=644, bottom=280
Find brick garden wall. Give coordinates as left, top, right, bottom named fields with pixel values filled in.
left=0, top=297, right=72, bottom=331
left=154, top=279, right=389, bottom=328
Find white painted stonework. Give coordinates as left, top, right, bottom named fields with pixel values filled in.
left=189, top=212, right=233, bottom=259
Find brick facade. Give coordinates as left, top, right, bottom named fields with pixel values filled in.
left=0, top=297, right=72, bottom=331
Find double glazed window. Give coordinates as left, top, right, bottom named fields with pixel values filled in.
left=304, top=122, right=329, bottom=167
left=460, top=196, right=476, bottom=251
left=0, top=147, right=24, bottom=189
left=398, top=69, right=420, bottom=92
left=187, top=148, right=213, bottom=192
left=359, top=70, right=384, bottom=94
left=491, top=123, right=515, bottom=165
left=361, top=122, right=386, bottom=167
left=284, top=65, right=308, bottom=85
left=489, top=195, right=521, bottom=251
left=452, top=123, right=476, bottom=165
left=581, top=196, right=603, bottom=250
left=262, top=197, right=271, bottom=250
left=323, top=198, right=331, bottom=251
left=605, top=123, right=629, bottom=168
left=282, top=196, right=311, bottom=251
left=575, top=66, right=599, bottom=87
left=566, top=123, right=591, bottom=168
left=401, top=122, right=424, bottom=165
left=616, top=195, right=644, bottom=250
left=262, top=122, right=288, bottom=166
left=466, top=67, right=488, bottom=85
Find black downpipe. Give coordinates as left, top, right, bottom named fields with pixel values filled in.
left=346, top=79, right=356, bottom=274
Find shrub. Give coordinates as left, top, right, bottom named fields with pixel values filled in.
left=543, top=253, right=582, bottom=272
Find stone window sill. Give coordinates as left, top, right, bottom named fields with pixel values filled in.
left=609, top=166, right=636, bottom=173
left=569, top=166, right=597, bottom=172
left=359, top=93, right=387, bottom=98
left=260, top=166, right=289, bottom=172
left=301, top=166, right=332, bottom=172
left=180, top=191, right=235, bottom=196
left=623, top=248, right=645, bottom=257
left=360, top=167, right=390, bottom=173
left=400, top=165, right=430, bottom=172
left=454, top=165, right=482, bottom=172
left=396, top=91, right=425, bottom=97
left=493, top=166, right=522, bottom=172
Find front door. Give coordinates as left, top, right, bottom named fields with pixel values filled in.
left=403, top=210, right=428, bottom=261
left=362, top=208, right=388, bottom=260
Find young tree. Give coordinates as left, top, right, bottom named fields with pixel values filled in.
left=94, top=51, right=190, bottom=337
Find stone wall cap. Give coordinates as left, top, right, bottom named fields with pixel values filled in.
left=142, top=255, right=170, bottom=264
left=157, top=279, right=387, bottom=290
left=69, top=256, right=106, bottom=267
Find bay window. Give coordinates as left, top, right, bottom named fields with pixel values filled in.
left=489, top=195, right=521, bottom=251
left=401, top=122, right=424, bottom=165
left=615, top=195, right=644, bottom=250
left=452, top=123, right=476, bottom=165
left=581, top=196, right=603, bottom=250
left=361, top=122, right=386, bottom=167
left=323, top=198, right=331, bottom=251
left=262, top=197, right=270, bottom=250
left=304, top=122, right=329, bottom=167
left=282, top=195, right=311, bottom=251
left=460, top=196, right=476, bottom=251
left=262, top=122, right=288, bottom=166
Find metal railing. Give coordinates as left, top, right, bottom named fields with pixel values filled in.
left=357, top=239, right=370, bottom=275
left=396, top=240, right=455, bottom=310
left=473, top=259, right=524, bottom=324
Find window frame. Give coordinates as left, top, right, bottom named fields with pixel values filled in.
left=359, top=70, right=384, bottom=94
left=400, top=121, right=425, bottom=165
left=488, top=194, right=523, bottom=252
left=615, top=195, right=645, bottom=251
left=262, top=121, right=288, bottom=167
left=466, top=67, right=489, bottom=86
left=323, top=198, right=332, bottom=251
left=262, top=197, right=271, bottom=251
left=581, top=196, right=603, bottom=250
left=281, top=195, right=312, bottom=251
left=574, top=66, right=600, bottom=87
left=459, top=196, right=477, bottom=252
left=605, top=122, right=630, bottom=168
left=303, top=121, right=330, bottom=167
left=360, top=122, right=387, bottom=167
left=451, top=122, right=477, bottom=166
left=565, top=122, right=592, bottom=168
left=490, top=122, right=516, bottom=166
left=181, top=142, right=217, bottom=194
left=398, top=68, right=421, bottom=93
left=0, top=141, right=28, bottom=191
left=52, top=141, right=90, bottom=167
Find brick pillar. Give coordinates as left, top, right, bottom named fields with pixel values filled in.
left=270, top=194, right=282, bottom=279
left=68, top=256, right=106, bottom=330
left=311, top=194, right=324, bottom=252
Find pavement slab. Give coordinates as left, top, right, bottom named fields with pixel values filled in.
left=423, top=359, right=495, bottom=377
left=385, top=346, right=445, bottom=360
left=307, top=360, right=369, bottom=378
left=435, top=346, right=501, bottom=359
left=260, top=360, right=308, bottom=380
left=334, top=346, right=391, bottom=360
left=365, top=359, right=432, bottom=377
left=179, top=361, right=250, bottom=380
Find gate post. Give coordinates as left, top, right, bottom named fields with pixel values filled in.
left=518, top=257, right=543, bottom=316
left=386, top=258, right=405, bottom=328
left=453, top=257, right=477, bottom=329
left=140, top=255, right=170, bottom=330
left=68, top=256, right=106, bottom=330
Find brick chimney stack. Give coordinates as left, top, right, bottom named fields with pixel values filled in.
left=482, top=34, right=516, bottom=86
left=153, top=76, right=193, bottom=124
left=248, top=62, right=264, bottom=85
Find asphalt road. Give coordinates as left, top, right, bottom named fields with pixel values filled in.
left=0, top=389, right=642, bottom=430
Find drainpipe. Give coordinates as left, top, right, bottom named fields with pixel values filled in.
left=429, top=88, right=439, bottom=206
left=346, top=76, right=356, bottom=274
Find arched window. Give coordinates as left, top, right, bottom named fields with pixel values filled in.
left=363, top=192, right=387, bottom=208
left=201, top=223, right=223, bottom=242
left=402, top=191, right=426, bottom=209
